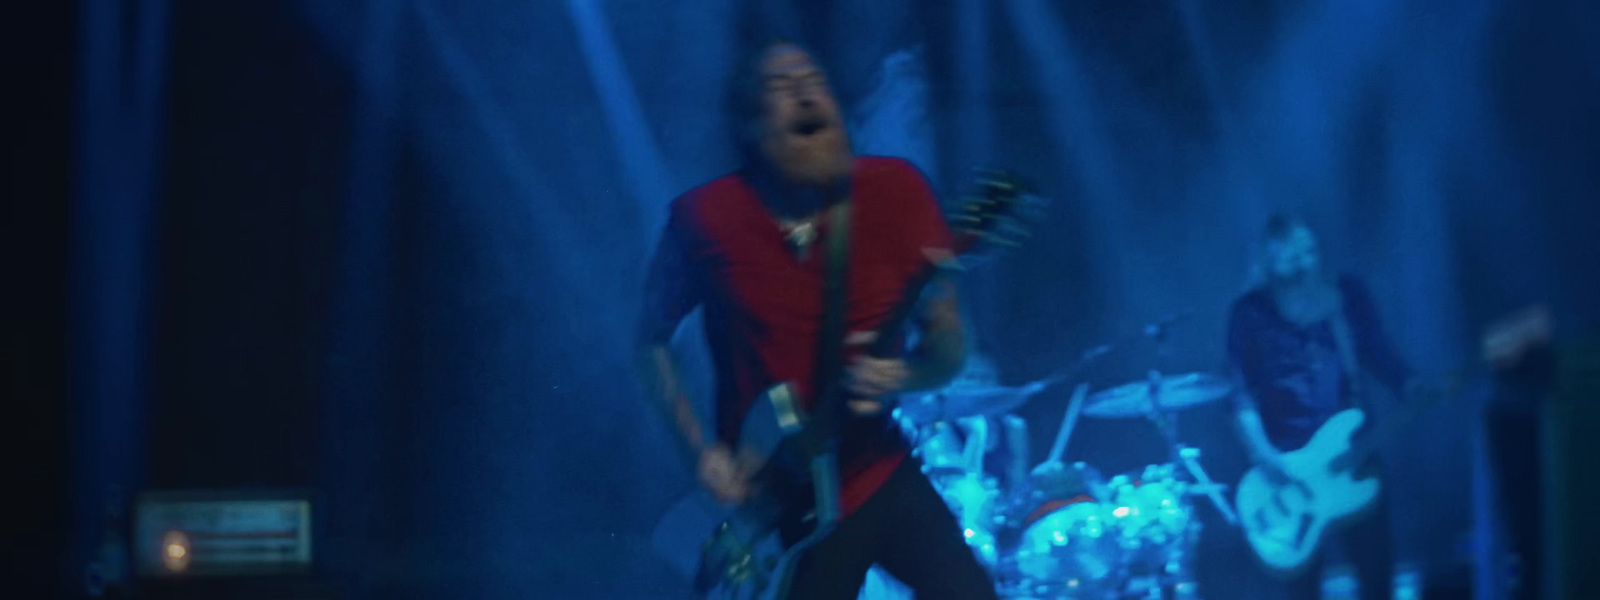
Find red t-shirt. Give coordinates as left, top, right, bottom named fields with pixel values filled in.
left=642, top=156, right=954, bottom=515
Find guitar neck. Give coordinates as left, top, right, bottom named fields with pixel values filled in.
left=1345, top=403, right=1421, bottom=468
left=1340, top=305, right=1550, bottom=466
left=1344, top=371, right=1472, bottom=467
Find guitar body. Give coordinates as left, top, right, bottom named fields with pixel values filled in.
left=1235, top=408, right=1381, bottom=576
left=652, top=493, right=817, bottom=600
left=652, top=382, right=836, bottom=600
left=652, top=490, right=794, bottom=600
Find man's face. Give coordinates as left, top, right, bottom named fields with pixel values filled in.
left=1266, top=225, right=1322, bottom=284
left=755, top=45, right=853, bottom=187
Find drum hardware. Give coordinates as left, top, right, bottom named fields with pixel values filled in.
left=886, top=314, right=1247, bottom=600
left=899, top=381, right=1047, bottom=427
left=1001, top=415, right=1032, bottom=502
left=1080, top=372, right=1233, bottom=419
left=901, top=341, right=1110, bottom=428
left=1082, top=311, right=1224, bottom=421
left=1047, top=383, right=1092, bottom=464
left=1122, top=367, right=1239, bottom=528
left=1174, top=446, right=1236, bottom=525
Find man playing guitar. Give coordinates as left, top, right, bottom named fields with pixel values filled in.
left=637, top=40, right=997, bottom=599
left=1227, top=214, right=1417, bottom=600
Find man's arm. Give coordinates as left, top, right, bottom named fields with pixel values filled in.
left=1232, top=378, right=1284, bottom=465
left=903, top=277, right=967, bottom=392
left=1226, top=299, right=1292, bottom=477
left=897, top=162, right=966, bottom=391
left=638, top=344, right=708, bottom=464
left=638, top=209, right=753, bottom=505
left=640, top=338, right=752, bottom=504
left=636, top=212, right=710, bottom=466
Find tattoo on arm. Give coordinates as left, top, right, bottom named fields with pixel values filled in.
left=638, top=219, right=708, bottom=462
left=640, top=344, right=707, bottom=461
left=905, top=279, right=966, bottom=391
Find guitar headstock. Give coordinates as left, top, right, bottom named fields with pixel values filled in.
left=1482, top=305, right=1554, bottom=370
left=948, top=168, right=1045, bottom=262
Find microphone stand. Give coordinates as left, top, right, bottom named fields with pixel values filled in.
left=1141, top=317, right=1239, bottom=526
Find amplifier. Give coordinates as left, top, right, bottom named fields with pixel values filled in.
left=1547, top=334, right=1600, bottom=600
left=133, top=489, right=315, bottom=578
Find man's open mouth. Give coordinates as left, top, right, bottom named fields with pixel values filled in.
left=792, top=118, right=829, bottom=137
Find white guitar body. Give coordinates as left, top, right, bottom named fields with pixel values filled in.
left=1235, top=408, right=1381, bottom=576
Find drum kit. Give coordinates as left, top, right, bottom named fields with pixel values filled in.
left=876, top=322, right=1240, bottom=600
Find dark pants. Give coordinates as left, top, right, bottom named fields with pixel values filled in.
left=780, top=458, right=998, bottom=600
left=1282, top=490, right=1394, bottom=600
left=1485, top=357, right=1552, bottom=600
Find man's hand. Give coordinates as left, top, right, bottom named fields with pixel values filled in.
left=698, top=444, right=754, bottom=506
left=847, top=355, right=910, bottom=397
left=841, top=331, right=907, bottom=413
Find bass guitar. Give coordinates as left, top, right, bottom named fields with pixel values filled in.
left=651, top=169, right=1039, bottom=599
left=1235, top=307, right=1552, bottom=576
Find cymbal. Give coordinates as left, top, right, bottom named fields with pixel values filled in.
left=900, top=378, right=1057, bottom=425
left=1081, top=373, right=1232, bottom=419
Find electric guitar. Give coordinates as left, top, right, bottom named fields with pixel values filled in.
left=1235, top=307, right=1553, bottom=576
left=650, top=170, right=1039, bottom=600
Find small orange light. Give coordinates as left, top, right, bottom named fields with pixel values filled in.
left=162, top=530, right=192, bottom=573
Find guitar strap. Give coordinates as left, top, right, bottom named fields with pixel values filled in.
left=809, top=197, right=852, bottom=527
left=746, top=197, right=850, bottom=600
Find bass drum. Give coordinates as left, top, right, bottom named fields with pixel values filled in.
left=1013, top=497, right=1122, bottom=597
